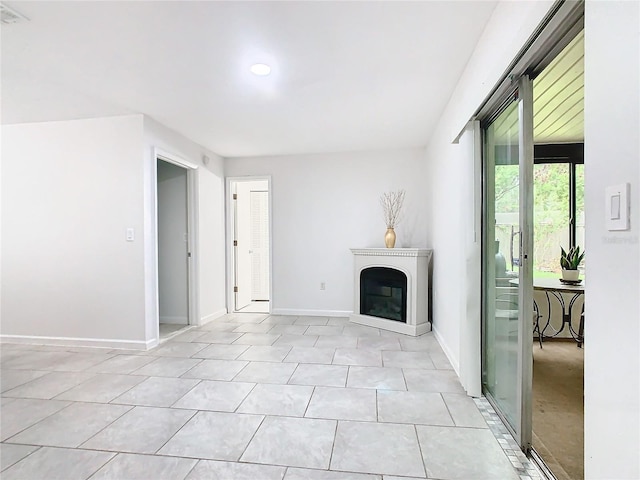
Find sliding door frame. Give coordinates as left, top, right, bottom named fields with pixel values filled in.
left=480, top=75, right=534, bottom=451
left=476, top=0, right=584, bottom=454
left=517, top=75, right=535, bottom=451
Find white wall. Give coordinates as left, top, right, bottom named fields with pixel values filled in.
left=583, top=2, right=639, bottom=478
left=143, top=117, right=227, bottom=339
left=1, top=115, right=147, bottom=348
left=425, top=1, right=554, bottom=377
left=157, top=160, right=189, bottom=324
left=225, top=148, right=428, bottom=316
left=1, top=114, right=227, bottom=349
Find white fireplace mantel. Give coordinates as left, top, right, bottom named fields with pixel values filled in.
left=350, top=248, right=432, bottom=336
left=350, top=248, right=432, bottom=258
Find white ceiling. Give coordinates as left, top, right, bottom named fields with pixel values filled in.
left=1, top=1, right=498, bottom=157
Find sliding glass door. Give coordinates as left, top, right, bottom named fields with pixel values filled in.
left=482, top=76, right=534, bottom=450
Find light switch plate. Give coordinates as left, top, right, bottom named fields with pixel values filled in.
left=126, top=228, right=135, bottom=241
left=605, top=183, right=630, bottom=231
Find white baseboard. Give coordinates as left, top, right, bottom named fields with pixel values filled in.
left=432, top=325, right=460, bottom=374
left=271, top=308, right=352, bottom=318
left=199, top=308, right=228, bottom=326
left=159, top=316, right=188, bottom=325
left=0, top=334, right=152, bottom=351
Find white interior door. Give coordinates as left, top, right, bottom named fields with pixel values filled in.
left=250, top=190, right=270, bottom=301
left=234, top=182, right=252, bottom=310
left=233, top=179, right=270, bottom=311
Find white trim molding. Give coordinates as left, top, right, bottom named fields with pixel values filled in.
left=0, top=334, right=154, bottom=351
left=350, top=248, right=432, bottom=257
left=432, top=325, right=461, bottom=376
left=271, top=309, right=351, bottom=318
left=199, top=308, right=228, bottom=326
left=149, top=146, right=201, bottom=348
left=154, top=147, right=199, bottom=170
left=159, top=316, right=188, bottom=325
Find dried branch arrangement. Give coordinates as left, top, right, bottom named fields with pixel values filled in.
left=380, top=190, right=405, bottom=228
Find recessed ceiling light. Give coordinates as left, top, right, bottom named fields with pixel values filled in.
left=250, top=63, right=271, bottom=76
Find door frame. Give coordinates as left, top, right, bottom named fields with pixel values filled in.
left=475, top=0, right=584, bottom=455
left=225, top=175, right=273, bottom=314
left=480, top=76, right=534, bottom=451
left=153, top=148, right=200, bottom=339
left=516, top=74, right=534, bottom=450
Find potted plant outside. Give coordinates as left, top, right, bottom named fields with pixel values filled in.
left=560, top=246, right=585, bottom=282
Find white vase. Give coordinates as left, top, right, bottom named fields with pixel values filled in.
left=562, top=269, right=579, bottom=281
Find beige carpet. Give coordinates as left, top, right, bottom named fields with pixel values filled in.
left=533, top=340, right=584, bottom=480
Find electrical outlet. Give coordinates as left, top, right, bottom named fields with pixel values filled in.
left=320, top=282, right=326, bottom=290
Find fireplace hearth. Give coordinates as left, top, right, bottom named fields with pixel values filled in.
left=350, top=248, right=432, bottom=336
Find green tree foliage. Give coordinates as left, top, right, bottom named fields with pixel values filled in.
left=495, top=165, right=519, bottom=213
left=534, top=163, right=569, bottom=273
left=494, top=162, right=581, bottom=274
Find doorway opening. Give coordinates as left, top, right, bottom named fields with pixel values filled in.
left=530, top=29, right=585, bottom=480
left=227, top=178, right=271, bottom=314
left=156, top=153, right=198, bottom=341
left=478, top=4, right=584, bottom=478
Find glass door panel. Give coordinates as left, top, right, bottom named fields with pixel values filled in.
left=483, top=76, right=534, bottom=450
left=484, top=99, right=520, bottom=427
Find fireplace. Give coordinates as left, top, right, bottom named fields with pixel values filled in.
left=350, top=248, right=432, bottom=336
left=360, top=267, right=407, bottom=323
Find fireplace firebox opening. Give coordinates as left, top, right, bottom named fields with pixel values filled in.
left=360, top=267, right=407, bottom=323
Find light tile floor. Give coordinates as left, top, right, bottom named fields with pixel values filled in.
left=1, top=314, right=540, bottom=479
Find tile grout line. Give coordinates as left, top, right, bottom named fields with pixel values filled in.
left=0, top=444, right=42, bottom=473
left=438, top=392, right=457, bottom=426
left=326, top=418, right=340, bottom=472
left=73, top=403, right=136, bottom=449
left=180, top=456, right=201, bottom=480
left=4, top=370, right=99, bottom=401
left=301, top=385, right=316, bottom=418
left=233, top=382, right=259, bottom=413
left=1, top=398, right=78, bottom=444
left=235, top=414, right=268, bottom=462
left=80, top=450, right=119, bottom=480
left=413, top=423, right=429, bottom=479
left=167, top=378, right=204, bottom=409
left=150, top=408, right=199, bottom=456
